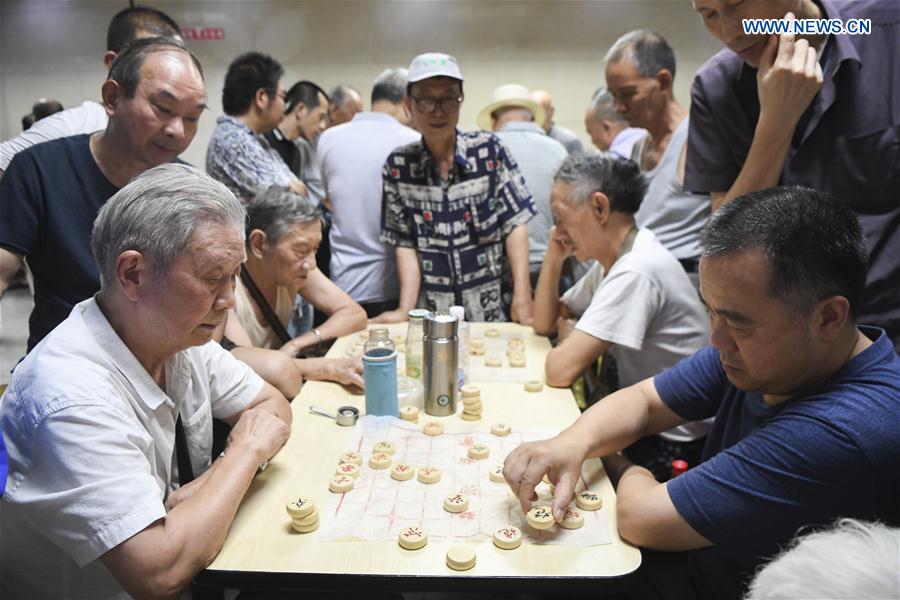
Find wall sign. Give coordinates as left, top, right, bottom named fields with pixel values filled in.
left=182, top=27, right=225, bottom=41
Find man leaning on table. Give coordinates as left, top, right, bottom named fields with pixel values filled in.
left=506, top=186, right=900, bottom=600
left=533, top=153, right=709, bottom=480
left=0, top=36, right=206, bottom=354
left=687, top=0, right=900, bottom=350
left=0, top=164, right=291, bottom=599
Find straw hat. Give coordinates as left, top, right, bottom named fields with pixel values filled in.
left=476, top=83, right=546, bottom=131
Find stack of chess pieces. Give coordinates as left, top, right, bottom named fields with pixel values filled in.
left=460, top=384, right=483, bottom=420
left=505, top=334, right=526, bottom=367
left=285, top=497, right=320, bottom=533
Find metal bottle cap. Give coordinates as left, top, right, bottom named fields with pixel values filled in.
left=424, top=313, right=458, bottom=338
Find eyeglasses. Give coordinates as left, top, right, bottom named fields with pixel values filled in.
left=410, top=95, right=463, bottom=114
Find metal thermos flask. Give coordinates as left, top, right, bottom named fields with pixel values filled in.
left=423, top=314, right=458, bottom=416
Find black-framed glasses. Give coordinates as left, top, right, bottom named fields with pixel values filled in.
left=410, top=95, right=463, bottom=114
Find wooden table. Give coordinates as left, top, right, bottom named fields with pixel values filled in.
left=197, top=322, right=641, bottom=593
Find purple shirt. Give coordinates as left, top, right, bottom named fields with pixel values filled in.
left=609, top=126, right=645, bottom=160
left=685, top=0, right=900, bottom=351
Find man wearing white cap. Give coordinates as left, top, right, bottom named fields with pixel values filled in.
left=376, top=53, right=536, bottom=324
left=478, top=84, right=568, bottom=285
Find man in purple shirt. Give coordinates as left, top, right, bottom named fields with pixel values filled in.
left=686, top=0, right=900, bottom=351
left=583, top=89, right=645, bottom=159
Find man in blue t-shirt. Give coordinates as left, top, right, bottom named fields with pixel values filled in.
left=0, top=37, right=206, bottom=352
left=504, top=186, right=900, bottom=600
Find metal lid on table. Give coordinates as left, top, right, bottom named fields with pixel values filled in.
left=424, top=313, right=458, bottom=338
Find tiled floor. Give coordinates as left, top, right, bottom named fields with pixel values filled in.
left=1, top=287, right=31, bottom=386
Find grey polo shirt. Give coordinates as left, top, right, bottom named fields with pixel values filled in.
left=495, top=121, right=568, bottom=268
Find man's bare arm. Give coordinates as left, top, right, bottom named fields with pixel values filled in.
left=503, top=377, right=686, bottom=519
left=0, top=248, right=24, bottom=298
left=544, top=330, right=611, bottom=388
left=293, top=356, right=364, bottom=389
left=505, top=224, right=533, bottom=325
left=221, top=311, right=302, bottom=399
left=532, top=226, right=572, bottom=336
left=100, top=386, right=290, bottom=598
left=222, top=379, right=292, bottom=428
left=603, top=453, right=713, bottom=550
left=281, top=269, right=366, bottom=356
left=371, top=246, right=420, bottom=323
left=713, top=17, right=823, bottom=210
left=230, top=347, right=302, bottom=399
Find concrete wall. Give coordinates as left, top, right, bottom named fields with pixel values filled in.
left=0, top=0, right=723, bottom=167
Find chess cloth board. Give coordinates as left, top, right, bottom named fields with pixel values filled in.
left=318, top=416, right=612, bottom=547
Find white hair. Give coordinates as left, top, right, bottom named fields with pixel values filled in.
left=92, top=163, right=245, bottom=290
left=589, top=88, right=627, bottom=124
left=371, top=68, right=408, bottom=104
left=747, top=519, right=900, bottom=599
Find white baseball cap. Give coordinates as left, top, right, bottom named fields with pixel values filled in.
left=408, top=52, right=464, bottom=83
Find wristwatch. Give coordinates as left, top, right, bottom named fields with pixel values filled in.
left=313, top=328, right=323, bottom=350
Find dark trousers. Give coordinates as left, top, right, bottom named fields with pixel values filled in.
left=626, top=549, right=699, bottom=600
left=623, top=435, right=707, bottom=482
left=314, top=213, right=332, bottom=327
left=360, top=298, right=400, bottom=319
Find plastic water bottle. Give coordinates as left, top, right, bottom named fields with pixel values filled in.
left=363, top=328, right=398, bottom=417
left=405, top=309, right=429, bottom=380
left=449, top=305, right=469, bottom=389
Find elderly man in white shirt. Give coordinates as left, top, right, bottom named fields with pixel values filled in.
left=0, top=163, right=291, bottom=599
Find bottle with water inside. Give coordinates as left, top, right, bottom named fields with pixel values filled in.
left=363, top=328, right=398, bottom=416
left=449, top=305, right=469, bottom=389
left=405, top=309, right=429, bottom=380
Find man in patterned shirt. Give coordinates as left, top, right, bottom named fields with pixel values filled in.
left=206, top=52, right=307, bottom=204
left=376, top=53, right=536, bottom=324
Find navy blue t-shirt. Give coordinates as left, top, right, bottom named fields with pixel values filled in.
left=0, top=134, right=118, bottom=351
left=655, top=327, right=900, bottom=600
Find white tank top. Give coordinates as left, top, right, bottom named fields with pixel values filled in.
left=633, top=118, right=711, bottom=260
left=233, top=277, right=293, bottom=349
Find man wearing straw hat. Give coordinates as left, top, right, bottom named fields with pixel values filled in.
left=377, top=52, right=536, bottom=324
left=478, top=84, right=568, bottom=286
